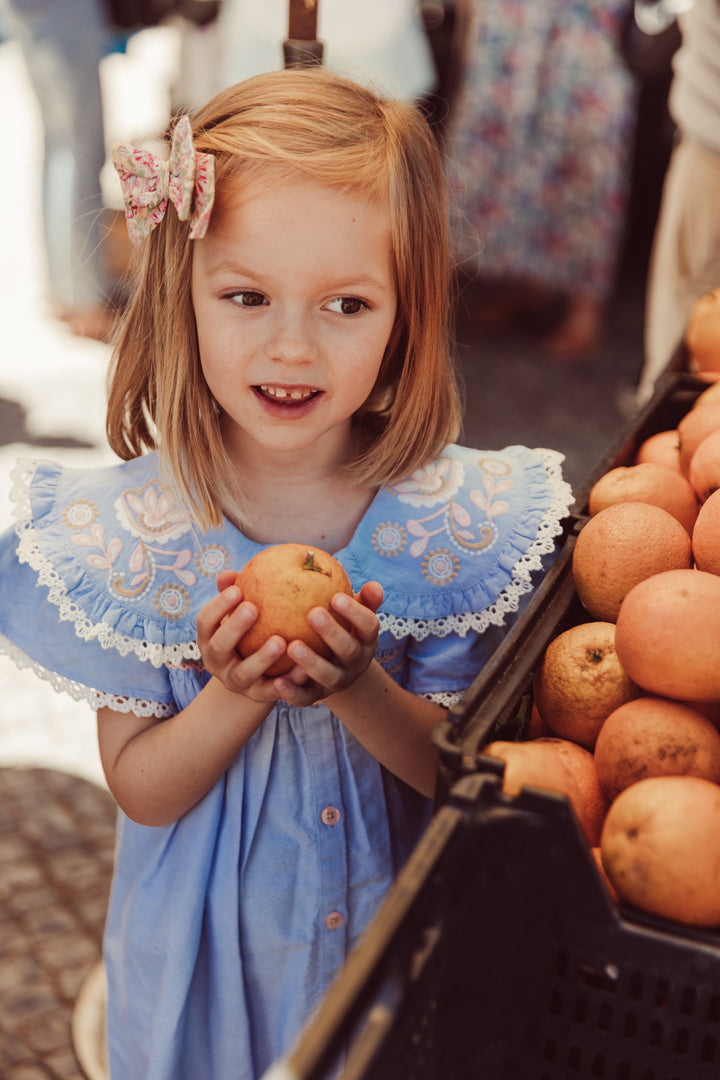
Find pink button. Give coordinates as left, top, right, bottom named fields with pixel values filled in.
left=325, top=911, right=344, bottom=930
left=320, top=805, right=341, bottom=826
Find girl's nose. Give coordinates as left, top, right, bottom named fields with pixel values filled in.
left=266, top=309, right=318, bottom=364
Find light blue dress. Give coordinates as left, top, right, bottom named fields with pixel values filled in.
left=0, top=444, right=572, bottom=1079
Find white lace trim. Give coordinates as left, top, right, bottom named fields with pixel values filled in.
left=0, top=631, right=174, bottom=718
left=380, top=447, right=573, bottom=641
left=11, top=459, right=201, bottom=669
left=423, top=688, right=465, bottom=707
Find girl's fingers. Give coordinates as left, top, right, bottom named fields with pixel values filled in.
left=328, top=592, right=380, bottom=644
left=356, top=580, right=384, bottom=613
left=197, top=586, right=243, bottom=642
left=216, top=570, right=239, bottom=594
left=198, top=590, right=258, bottom=662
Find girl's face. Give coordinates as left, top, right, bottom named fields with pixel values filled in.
left=191, top=175, right=397, bottom=472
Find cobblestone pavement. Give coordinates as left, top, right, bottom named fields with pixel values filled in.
left=0, top=26, right=652, bottom=1080
left=0, top=769, right=115, bottom=1080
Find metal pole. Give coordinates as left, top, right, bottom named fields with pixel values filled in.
left=284, top=0, right=324, bottom=68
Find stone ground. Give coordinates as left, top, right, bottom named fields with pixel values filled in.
left=0, top=25, right=662, bottom=1079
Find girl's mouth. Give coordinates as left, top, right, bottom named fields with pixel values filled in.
left=257, top=384, right=318, bottom=402
left=252, top=384, right=322, bottom=412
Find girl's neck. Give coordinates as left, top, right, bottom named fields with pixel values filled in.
left=223, top=451, right=377, bottom=553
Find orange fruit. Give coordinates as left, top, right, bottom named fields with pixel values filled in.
left=692, top=488, right=720, bottom=575
left=685, top=286, right=720, bottom=372
left=235, top=543, right=353, bottom=676
left=635, top=429, right=681, bottom=473
left=572, top=502, right=692, bottom=622
left=525, top=701, right=553, bottom=739
left=591, top=846, right=619, bottom=903
left=533, top=737, right=609, bottom=846
left=600, top=775, right=720, bottom=927
left=693, top=380, right=720, bottom=409
left=677, top=400, right=720, bottom=478
left=594, top=696, right=720, bottom=802
left=587, top=462, right=699, bottom=536
left=483, top=739, right=593, bottom=843
left=532, top=621, right=641, bottom=750
left=614, top=568, right=720, bottom=701
left=688, top=426, right=720, bottom=503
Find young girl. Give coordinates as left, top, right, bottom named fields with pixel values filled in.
left=0, top=70, right=572, bottom=1078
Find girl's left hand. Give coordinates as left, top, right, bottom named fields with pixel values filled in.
left=275, top=580, right=383, bottom=706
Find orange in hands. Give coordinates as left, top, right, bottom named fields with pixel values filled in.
left=235, top=543, right=353, bottom=676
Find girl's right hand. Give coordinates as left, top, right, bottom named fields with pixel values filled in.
left=197, top=584, right=297, bottom=702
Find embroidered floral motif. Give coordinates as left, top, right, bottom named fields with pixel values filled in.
left=391, top=456, right=465, bottom=508
left=68, top=478, right=198, bottom=602
left=387, top=454, right=515, bottom=564
left=371, top=522, right=407, bottom=557
left=154, top=583, right=191, bottom=620
left=477, top=458, right=511, bottom=478
left=195, top=543, right=230, bottom=577
left=62, top=499, right=99, bottom=530
left=115, top=481, right=193, bottom=543
left=421, top=548, right=460, bottom=586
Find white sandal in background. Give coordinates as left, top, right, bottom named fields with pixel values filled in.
left=72, top=960, right=110, bottom=1080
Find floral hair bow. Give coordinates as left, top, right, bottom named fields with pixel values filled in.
left=112, top=115, right=215, bottom=246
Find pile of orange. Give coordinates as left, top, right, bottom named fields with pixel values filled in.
left=483, top=325, right=720, bottom=928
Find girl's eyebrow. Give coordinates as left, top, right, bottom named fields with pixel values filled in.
left=204, top=259, right=394, bottom=294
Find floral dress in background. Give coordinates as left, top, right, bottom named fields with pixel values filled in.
left=447, top=0, right=638, bottom=300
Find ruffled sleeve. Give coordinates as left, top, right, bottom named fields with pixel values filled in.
left=0, top=457, right=218, bottom=719
left=343, top=443, right=574, bottom=641
left=349, top=443, right=574, bottom=707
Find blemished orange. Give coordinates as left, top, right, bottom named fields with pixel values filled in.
left=600, top=775, right=720, bottom=927
left=532, top=621, right=641, bottom=751
left=235, top=543, right=353, bottom=676
left=635, top=429, right=681, bottom=473
left=572, top=501, right=693, bottom=621
left=614, top=568, right=720, bottom=701
left=685, top=286, right=720, bottom=372
left=587, top=462, right=699, bottom=536
left=689, top=427, right=720, bottom=503
left=692, top=488, right=720, bottom=575
left=677, top=400, right=720, bottom=478
left=594, top=696, right=720, bottom=802
left=533, top=737, right=610, bottom=846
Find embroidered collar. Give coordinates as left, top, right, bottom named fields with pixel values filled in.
left=11, top=445, right=572, bottom=666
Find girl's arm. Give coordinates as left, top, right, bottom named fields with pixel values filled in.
left=96, top=585, right=303, bottom=826
left=97, top=679, right=272, bottom=827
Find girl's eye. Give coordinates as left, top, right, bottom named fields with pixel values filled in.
left=229, top=290, right=267, bottom=308
left=325, top=296, right=368, bottom=316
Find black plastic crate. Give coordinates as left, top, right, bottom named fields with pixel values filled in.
left=282, top=772, right=720, bottom=1080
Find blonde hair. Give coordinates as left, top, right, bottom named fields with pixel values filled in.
left=107, top=68, right=462, bottom=529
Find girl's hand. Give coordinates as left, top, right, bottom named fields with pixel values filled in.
left=197, top=581, right=294, bottom=702
left=273, top=580, right=384, bottom=707
left=199, top=573, right=383, bottom=707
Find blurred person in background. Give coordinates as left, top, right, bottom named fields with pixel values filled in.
left=171, top=0, right=438, bottom=109
left=446, top=0, right=638, bottom=359
left=638, top=0, right=720, bottom=401
left=0, top=0, right=115, bottom=341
